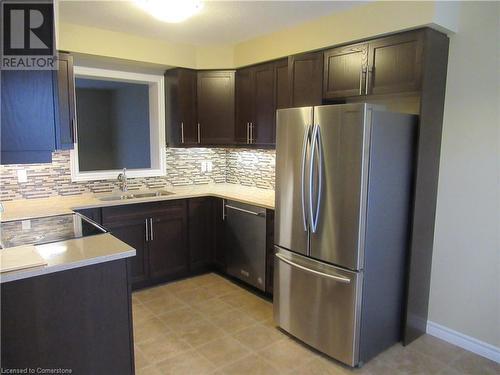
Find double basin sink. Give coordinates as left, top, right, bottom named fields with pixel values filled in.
left=99, top=190, right=174, bottom=202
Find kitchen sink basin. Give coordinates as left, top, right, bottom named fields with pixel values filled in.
left=99, top=190, right=174, bottom=201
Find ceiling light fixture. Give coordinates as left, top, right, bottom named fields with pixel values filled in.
left=135, top=0, right=203, bottom=23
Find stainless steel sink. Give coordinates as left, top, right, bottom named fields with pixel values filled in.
left=99, top=190, right=174, bottom=201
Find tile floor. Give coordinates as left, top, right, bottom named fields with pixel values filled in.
left=132, top=273, right=499, bottom=375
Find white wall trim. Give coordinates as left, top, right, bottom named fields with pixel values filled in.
left=427, top=321, right=500, bottom=363
left=70, top=66, right=166, bottom=182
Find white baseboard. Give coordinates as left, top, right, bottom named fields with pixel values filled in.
left=426, top=320, right=500, bottom=363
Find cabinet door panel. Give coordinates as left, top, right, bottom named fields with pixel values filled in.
left=323, top=44, right=368, bottom=99
left=197, top=71, right=235, bottom=145
left=275, top=59, right=290, bottom=110
left=254, top=63, right=275, bottom=145
left=165, top=69, right=197, bottom=146
left=54, top=53, right=76, bottom=150
left=1, top=70, right=55, bottom=163
left=149, top=205, right=188, bottom=280
left=235, top=68, right=254, bottom=144
left=188, top=198, right=214, bottom=272
left=368, top=31, right=423, bottom=95
left=289, top=52, right=323, bottom=107
left=106, top=220, right=148, bottom=286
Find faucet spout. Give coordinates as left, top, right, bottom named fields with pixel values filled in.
left=117, top=168, right=128, bottom=192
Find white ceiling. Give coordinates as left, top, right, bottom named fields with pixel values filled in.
left=58, top=1, right=365, bottom=46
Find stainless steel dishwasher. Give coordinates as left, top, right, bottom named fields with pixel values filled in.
left=224, top=199, right=267, bottom=291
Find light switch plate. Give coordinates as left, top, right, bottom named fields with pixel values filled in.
left=206, top=161, right=213, bottom=172
left=17, top=170, right=28, bottom=183
left=200, top=161, right=207, bottom=172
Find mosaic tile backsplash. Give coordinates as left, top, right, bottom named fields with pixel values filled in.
left=0, top=148, right=275, bottom=201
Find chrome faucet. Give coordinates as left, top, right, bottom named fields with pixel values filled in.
left=117, top=168, right=128, bottom=192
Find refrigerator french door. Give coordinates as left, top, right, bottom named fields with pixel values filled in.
left=274, top=103, right=416, bottom=367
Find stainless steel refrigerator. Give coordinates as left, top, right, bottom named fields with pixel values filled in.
left=273, top=103, right=416, bottom=367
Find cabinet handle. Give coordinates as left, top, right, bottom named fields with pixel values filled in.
left=359, top=68, right=364, bottom=95
left=225, top=204, right=264, bottom=216
left=197, top=123, right=201, bottom=144
left=70, top=118, right=75, bottom=144
left=222, top=199, right=226, bottom=221
left=246, top=122, right=249, bottom=144
left=181, top=122, right=184, bottom=143
left=250, top=122, right=254, bottom=144
left=145, top=219, right=149, bottom=242
left=149, top=218, right=154, bottom=241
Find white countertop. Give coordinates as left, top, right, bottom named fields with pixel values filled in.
left=0, top=183, right=275, bottom=222
left=0, top=233, right=135, bottom=283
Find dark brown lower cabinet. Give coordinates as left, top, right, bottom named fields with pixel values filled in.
left=1, top=259, right=134, bottom=374
left=102, top=200, right=188, bottom=289
left=149, top=207, right=188, bottom=281
left=83, top=198, right=274, bottom=295
left=188, top=197, right=216, bottom=273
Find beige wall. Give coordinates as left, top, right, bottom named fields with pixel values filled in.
left=429, top=1, right=500, bottom=347
left=58, top=2, right=459, bottom=69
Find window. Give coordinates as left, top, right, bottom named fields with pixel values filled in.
left=70, top=66, right=165, bottom=181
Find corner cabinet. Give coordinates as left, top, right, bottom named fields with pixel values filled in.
left=197, top=70, right=235, bottom=145
left=1, top=52, right=76, bottom=164
left=235, top=61, right=277, bottom=146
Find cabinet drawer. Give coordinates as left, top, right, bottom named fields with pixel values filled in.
left=102, top=200, right=186, bottom=224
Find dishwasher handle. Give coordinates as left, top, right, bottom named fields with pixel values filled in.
left=224, top=204, right=265, bottom=217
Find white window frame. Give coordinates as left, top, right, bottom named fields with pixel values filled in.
left=70, top=66, right=166, bottom=182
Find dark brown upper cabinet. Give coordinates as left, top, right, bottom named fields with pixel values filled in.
left=235, top=67, right=254, bottom=144
left=165, top=68, right=198, bottom=146
left=54, top=52, right=76, bottom=150
left=367, top=30, right=424, bottom=95
left=323, top=43, right=368, bottom=99
left=288, top=51, right=323, bottom=107
left=197, top=70, right=235, bottom=145
left=235, top=62, right=276, bottom=146
left=274, top=58, right=290, bottom=110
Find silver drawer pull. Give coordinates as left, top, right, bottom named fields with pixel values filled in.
left=275, top=253, right=351, bottom=284
left=225, top=204, right=264, bottom=216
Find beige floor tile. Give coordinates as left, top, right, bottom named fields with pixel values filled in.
left=449, top=350, right=500, bottom=375
left=134, top=317, right=171, bottom=344
left=191, top=297, right=236, bottom=318
left=218, top=289, right=263, bottom=308
left=175, top=287, right=219, bottom=305
left=290, top=356, right=355, bottom=375
left=407, top=334, right=465, bottom=365
left=132, top=303, right=155, bottom=325
left=163, top=278, right=201, bottom=294
left=197, top=336, right=250, bottom=367
left=388, top=345, right=448, bottom=374
left=257, top=337, right=318, bottom=372
left=176, top=319, right=225, bottom=348
left=132, top=294, right=142, bottom=305
left=217, top=353, right=282, bottom=375
left=156, top=349, right=216, bottom=375
left=134, top=346, right=149, bottom=370
left=136, top=365, right=163, bottom=375
left=232, top=323, right=285, bottom=351
left=142, top=294, right=187, bottom=315
left=239, top=299, right=274, bottom=322
left=137, top=333, right=192, bottom=364
left=200, top=280, right=242, bottom=297
left=190, top=272, right=228, bottom=286
left=157, top=306, right=205, bottom=331
left=134, top=284, right=171, bottom=303
left=211, top=308, right=258, bottom=334
left=354, top=357, right=401, bottom=375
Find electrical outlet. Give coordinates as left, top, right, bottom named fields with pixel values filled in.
left=17, top=169, right=28, bottom=183
left=206, top=161, right=213, bottom=172
left=200, top=161, right=207, bottom=173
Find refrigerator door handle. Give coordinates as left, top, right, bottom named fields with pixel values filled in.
left=275, top=252, right=351, bottom=284
left=313, top=125, right=323, bottom=232
left=309, top=124, right=322, bottom=233
left=301, top=125, right=311, bottom=232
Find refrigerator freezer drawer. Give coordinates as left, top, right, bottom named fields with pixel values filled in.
left=273, top=248, right=363, bottom=366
